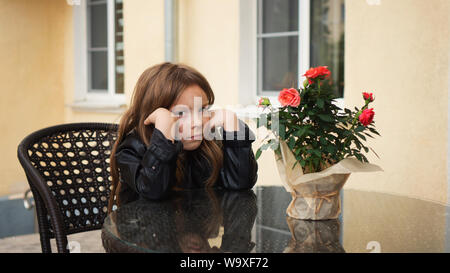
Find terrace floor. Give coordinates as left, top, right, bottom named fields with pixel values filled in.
left=0, top=230, right=104, bottom=253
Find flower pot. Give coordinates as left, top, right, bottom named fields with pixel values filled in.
left=275, top=139, right=383, bottom=220
left=286, top=173, right=349, bottom=220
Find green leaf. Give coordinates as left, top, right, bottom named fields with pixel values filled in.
left=255, top=148, right=262, bottom=160
left=369, top=147, right=380, bottom=159
left=294, top=127, right=308, bottom=138
left=354, top=139, right=362, bottom=150
left=270, top=140, right=279, bottom=150
left=288, top=137, right=296, bottom=150
left=318, top=114, right=334, bottom=122
left=260, top=142, right=271, bottom=150
left=343, top=130, right=352, bottom=137
left=355, top=125, right=365, bottom=133
left=355, top=132, right=366, bottom=141
left=279, top=123, right=286, bottom=139
left=368, top=127, right=381, bottom=136
left=317, top=98, right=324, bottom=109
left=313, top=157, right=319, bottom=167
left=361, top=154, right=369, bottom=163
left=313, top=150, right=322, bottom=157
left=325, top=145, right=336, bottom=154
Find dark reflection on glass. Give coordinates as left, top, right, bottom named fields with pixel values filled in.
left=284, top=217, right=345, bottom=253
left=104, top=186, right=450, bottom=253
left=262, top=36, right=298, bottom=91
left=310, top=0, right=345, bottom=98
left=106, top=189, right=257, bottom=253
left=261, top=0, right=298, bottom=33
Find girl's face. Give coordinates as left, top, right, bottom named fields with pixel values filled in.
left=178, top=232, right=218, bottom=253
left=169, top=85, right=211, bottom=151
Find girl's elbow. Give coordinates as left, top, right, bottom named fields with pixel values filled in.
left=138, top=185, right=171, bottom=201
left=135, top=177, right=172, bottom=201
left=223, top=176, right=257, bottom=191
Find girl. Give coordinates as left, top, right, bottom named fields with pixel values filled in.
left=108, top=62, right=258, bottom=212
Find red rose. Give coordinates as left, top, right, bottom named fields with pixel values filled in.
left=363, top=92, right=374, bottom=102
left=303, top=66, right=331, bottom=84
left=359, top=108, right=375, bottom=126
left=304, top=68, right=320, bottom=79
left=278, top=88, right=301, bottom=107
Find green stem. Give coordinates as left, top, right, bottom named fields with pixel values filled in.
left=350, top=100, right=370, bottom=130
left=340, top=100, right=370, bottom=159
left=317, top=79, right=321, bottom=96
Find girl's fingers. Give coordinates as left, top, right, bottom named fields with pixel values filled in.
left=206, top=113, right=219, bottom=128
left=144, top=112, right=155, bottom=125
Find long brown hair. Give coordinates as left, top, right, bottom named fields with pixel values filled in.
left=108, top=62, right=223, bottom=213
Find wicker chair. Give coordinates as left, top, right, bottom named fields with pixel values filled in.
left=17, top=123, right=118, bottom=253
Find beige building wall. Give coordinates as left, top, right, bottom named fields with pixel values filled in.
left=344, top=0, right=450, bottom=205
left=121, top=0, right=165, bottom=106
left=178, top=0, right=240, bottom=108
left=2, top=0, right=450, bottom=207
left=0, top=0, right=72, bottom=196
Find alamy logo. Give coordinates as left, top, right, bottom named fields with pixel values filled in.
left=366, top=241, right=381, bottom=253
left=366, top=0, right=381, bottom=5
left=67, top=0, right=81, bottom=6
left=67, top=241, right=81, bottom=253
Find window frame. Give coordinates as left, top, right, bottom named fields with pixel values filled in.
left=71, top=0, right=125, bottom=112
left=239, top=0, right=344, bottom=111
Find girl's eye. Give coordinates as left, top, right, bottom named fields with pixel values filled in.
left=175, top=111, right=185, bottom=117
left=201, top=106, right=211, bottom=113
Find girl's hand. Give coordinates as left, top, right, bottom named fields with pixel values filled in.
left=144, top=108, right=180, bottom=142
left=208, top=109, right=239, bottom=132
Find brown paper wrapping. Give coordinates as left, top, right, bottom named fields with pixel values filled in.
left=275, top=139, right=383, bottom=220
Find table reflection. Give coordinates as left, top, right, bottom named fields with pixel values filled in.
left=102, top=186, right=450, bottom=253
left=284, top=217, right=345, bottom=253
left=103, top=188, right=257, bottom=253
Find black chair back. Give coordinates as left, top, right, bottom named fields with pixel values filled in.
left=17, top=122, right=118, bottom=253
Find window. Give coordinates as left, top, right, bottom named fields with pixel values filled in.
left=256, top=0, right=345, bottom=99
left=257, top=0, right=299, bottom=94
left=72, top=0, right=124, bottom=110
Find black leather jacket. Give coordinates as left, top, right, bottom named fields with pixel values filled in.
left=115, top=119, right=258, bottom=204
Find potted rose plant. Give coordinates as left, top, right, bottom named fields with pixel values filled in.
left=256, top=66, right=382, bottom=220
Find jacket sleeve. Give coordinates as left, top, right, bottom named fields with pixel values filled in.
left=115, top=128, right=183, bottom=200
left=219, top=119, right=258, bottom=190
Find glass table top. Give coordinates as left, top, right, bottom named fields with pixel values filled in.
left=101, top=186, right=450, bottom=253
